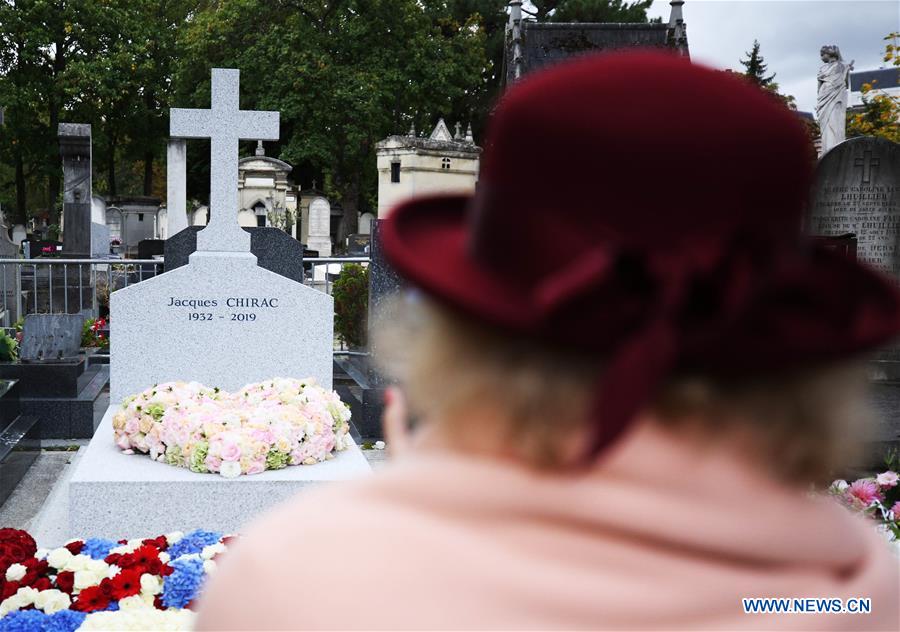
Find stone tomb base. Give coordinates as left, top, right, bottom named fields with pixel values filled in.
left=69, top=406, right=372, bottom=539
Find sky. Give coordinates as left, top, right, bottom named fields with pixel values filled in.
left=646, top=0, right=899, bottom=112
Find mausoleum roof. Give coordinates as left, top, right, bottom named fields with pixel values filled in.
left=238, top=155, right=293, bottom=172
left=850, top=68, right=899, bottom=92
left=507, top=22, right=673, bottom=83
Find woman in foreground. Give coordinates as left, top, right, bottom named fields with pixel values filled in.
left=197, top=52, right=900, bottom=630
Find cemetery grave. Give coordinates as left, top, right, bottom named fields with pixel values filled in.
left=7, top=69, right=371, bottom=546
left=808, top=136, right=900, bottom=456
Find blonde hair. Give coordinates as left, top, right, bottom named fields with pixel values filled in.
left=375, top=295, right=871, bottom=482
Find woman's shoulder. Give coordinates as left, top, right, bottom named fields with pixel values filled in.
left=194, top=457, right=473, bottom=630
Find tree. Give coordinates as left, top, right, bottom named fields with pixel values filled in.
left=848, top=32, right=900, bottom=143
left=740, top=40, right=776, bottom=89
left=0, top=0, right=185, bottom=225
left=175, top=0, right=486, bottom=245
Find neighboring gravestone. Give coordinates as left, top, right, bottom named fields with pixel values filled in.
left=58, top=124, right=93, bottom=257
left=808, top=137, right=900, bottom=279
left=809, top=136, right=900, bottom=378
left=307, top=197, right=332, bottom=256
left=19, top=314, right=84, bottom=362
left=0, top=232, right=18, bottom=325
left=165, top=226, right=304, bottom=283
left=346, top=234, right=370, bottom=255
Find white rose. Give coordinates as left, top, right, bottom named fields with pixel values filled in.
left=831, top=479, right=849, bottom=492
left=14, top=586, right=38, bottom=607
left=118, top=595, right=148, bottom=610
left=47, top=547, right=73, bottom=569
left=74, top=569, right=101, bottom=590
left=0, top=595, right=19, bottom=616
left=201, top=543, right=226, bottom=560
left=140, top=573, right=162, bottom=596
left=219, top=460, right=241, bottom=478
left=35, top=589, right=71, bottom=614
left=203, top=559, right=217, bottom=574
left=5, top=563, right=26, bottom=582
left=374, top=440, right=385, bottom=450
left=166, top=531, right=184, bottom=545
left=87, top=559, right=109, bottom=574
left=65, top=554, right=90, bottom=572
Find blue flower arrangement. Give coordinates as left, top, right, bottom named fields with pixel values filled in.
left=80, top=538, right=118, bottom=560
left=0, top=609, right=86, bottom=632
left=166, top=529, right=222, bottom=559
left=161, top=556, right=205, bottom=609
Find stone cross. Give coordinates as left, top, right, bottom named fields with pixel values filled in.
left=170, top=68, right=279, bottom=252
left=853, top=151, right=880, bottom=185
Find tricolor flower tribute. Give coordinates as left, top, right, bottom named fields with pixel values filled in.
left=112, top=378, right=352, bottom=477
left=0, top=528, right=229, bottom=631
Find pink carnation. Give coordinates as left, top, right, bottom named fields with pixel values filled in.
left=846, top=479, right=882, bottom=507
left=891, top=502, right=900, bottom=520
left=875, top=471, right=899, bottom=488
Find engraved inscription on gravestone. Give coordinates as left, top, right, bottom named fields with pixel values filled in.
left=808, top=137, right=900, bottom=279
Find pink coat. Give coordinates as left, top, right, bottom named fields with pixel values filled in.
left=196, top=422, right=899, bottom=630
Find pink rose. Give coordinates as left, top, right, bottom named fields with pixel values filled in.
left=875, top=471, right=899, bottom=488
left=219, top=442, right=241, bottom=462
left=846, top=480, right=882, bottom=507
left=245, top=459, right=265, bottom=475
left=124, top=419, right=139, bottom=435
left=205, top=455, right=222, bottom=471
left=891, top=501, right=900, bottom=519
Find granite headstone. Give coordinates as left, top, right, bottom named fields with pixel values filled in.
left=808, top=136, right=900, bottom=373
left=112, top=68, right=332, bottom=403
left=307, top=197, right=332, bottom=257
left=58, top=124, right=93, bottom=257
left=19, top=314, right=85, bottom=362
left=808, top=137, right=900, bottom=279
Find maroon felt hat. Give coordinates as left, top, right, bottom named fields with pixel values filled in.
left=380, top=51, right=900, bottom=456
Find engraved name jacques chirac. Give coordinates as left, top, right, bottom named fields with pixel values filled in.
left=167, top=297, right=280, bottom=308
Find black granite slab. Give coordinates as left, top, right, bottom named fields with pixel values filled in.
left=0, top=356, right=86, bottom=397
left=166, top=226, right=304, bottom=283
left=19, top=365, right=108, bottom=439
left=0, top=380, right=39, bottom=507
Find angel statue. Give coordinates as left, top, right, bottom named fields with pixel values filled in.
left=816, top=45, right=854, bottom=155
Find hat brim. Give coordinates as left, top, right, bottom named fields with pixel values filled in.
left=380, top=193, right=900, bottom=370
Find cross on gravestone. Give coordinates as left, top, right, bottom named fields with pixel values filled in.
left=170, top=68, right=279, bottom=253
left=853, top=151, right=880, bottom=184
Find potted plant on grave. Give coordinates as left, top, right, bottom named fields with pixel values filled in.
left=81, top=318, right=109, bottom=351
left=332, top=264, right=369, bottom=350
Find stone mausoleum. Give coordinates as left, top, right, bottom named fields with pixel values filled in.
left=376, top=119, right=481, bottom=218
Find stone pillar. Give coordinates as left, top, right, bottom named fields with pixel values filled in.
left=58, top=124, right=92, bottom=257
left=166, top=139, right=188, bottom=237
